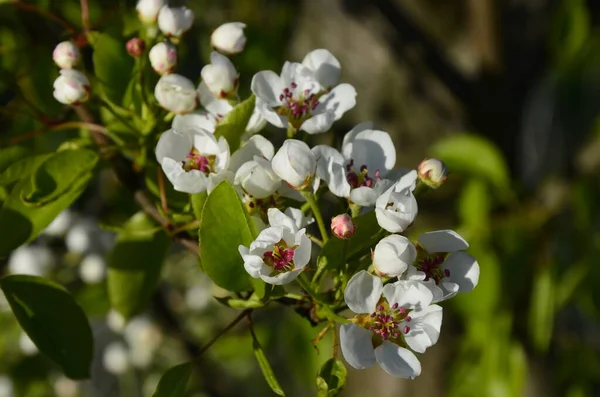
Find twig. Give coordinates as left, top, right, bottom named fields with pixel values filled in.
left=196, top=309, right=253, bottom=357
left=11, top=1, right=77, bottom=35
left=157, top=167, right=169, bottom=215
left=80, top=0, right=90, bottom=34
left=8, top=121, right=108, bottom=145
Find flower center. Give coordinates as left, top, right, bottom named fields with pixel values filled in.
left=355, top=298, right=412, bottom=347
left=345, top=159, right=381, bottom=189
left=263, top=240, right=296, bottom=272
left=243, top=192, right=286, bottom=221
left=414, top=245, right=449, bottom=284
left=182, top=149, right=216, bottom=174
left=276, top=82, right=320, bottom=128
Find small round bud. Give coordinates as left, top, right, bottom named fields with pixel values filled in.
left=154, top=73, right=197, bottom=114
left=157, top=6, right=194, bottom=38
left=149, top=42, right=177, bottom=75
left=271, top=139, right=316, bottom=190
left=136, top=0, right=165, bottom=24
left=331, top=213, right=355, bottom=239
left=211, top=22, right=247, bottom=55
left=126, top=37, right=145, bottom=57
left=201, top=51, right=238, bottom=98
left=52, top=41, right=80, bottom=69
left=53, top=69, right=90, bottom=105
left=417, top=158, right=448, bottom=189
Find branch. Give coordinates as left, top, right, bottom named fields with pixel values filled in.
left=11, top=1, right=77, bottom=35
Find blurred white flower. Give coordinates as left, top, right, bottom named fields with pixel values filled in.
left=106, top=310, right=126, bottom=333
left=42, top=210, right=73, bottom=237
left=52, top=41, right=80, bottom=69
left=53, top=376, right=79, bottom=397
left=149, top=42, right=177, bottom=75
left=211, top=22, right=247, bottom=55
left=103, top=342, right=131, bottom=375
left=0, top=375, right=13, bottom=397
left=19, top=332, right=38, bottom=356
left=79, top=254, right=106, bottom=284
left=157, top=6, right=194, bottom=38
left=136, top=0, right=165, bottom=24
left=185, top=285, right=213, bottom=311
left=53, top=69, right=90, bottom=105
left=8, top=245, right=54, bottom=276
left=155, top=74, right=197, bottom=114
left=124, top=317, right=163, bottom=368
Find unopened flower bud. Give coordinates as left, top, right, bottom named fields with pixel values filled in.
left=331, top=213, right=355, bottom=239
left=154, top=73, right=197, bottom=114
left=149, top=42, right=177, bottom=75
left=52, top=41, right=80, bottom=69
left=417, top=158, right=448, bottom=189
left=157, top=6, right=194, bottom=38
left=126, top=37, right=145, bottom=57
left=271, top=139, right=316, bottom=189
left=211, top=22, right=247, bottom=55
left=136, top=0, right=165, bottom=24
left=53, top=70, right=90, bottom=105
left=201, top=52, right=238, bottom=98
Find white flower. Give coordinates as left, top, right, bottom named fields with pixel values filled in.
left=373, top=235, right=416, bottom=278
left=154, top=73, right=197, bottom=114
left=103, top=342, right=130, bottom=375
left=149, top=42, right=177, bottom=75
left=107, top=309, right=126, bottom=333
left=251, top=61, right=356, bottom=134
left=340, top=271, right=442, bottom=378
left=201, top=52, right=238, bottom=99
left=375, top=170, right=418, bottom=233
left=229, top=134, right=274, bottom=172
left=157, top=6, right=194, bottom=38
left=79, top=253, right=106, bottom=284
left=271, top=139, right=316, bottom=189
left=8, top=245, right=54, bottom=276
left=42, top=209, right=73, bottom=237
left=302, top=49, right=341, bottom=89
left=53, top=69, right=90, bottom=105
left=417, top=158, right=448, bottom=189
left=155, top=126, right=230, bottom=194
left=173, top=110, right=217, bottom=134
left=313, top=122, right=396, bottom=206
left=136, top=0, right=165, bottom=23
left=19, top=332, right=38, bottom=356
left=405, top=230, right=480, bottom=302
left=234, top=157, right=281, bottom=199
left=52, top=41, right=80, bottom=69
left=124, top=317, right=163, bottom=368
left=0, top=375, right=13, bottom=397
left=238, top=208, right=310, bottom=285
left=211, top=22, right=247, bottom=55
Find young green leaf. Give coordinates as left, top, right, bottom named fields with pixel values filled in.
left=250, top=324, right=285, bottom=396
left=0, top=154, right=52, bottom=187
left=0, top=275, right=94, bottom=379
left=199, top=181, right=254, bottom=292
left=191, top=192, right=208, bottom=223
left=0, top=146, right=31, bottom=174
left=107, top=212, right=170, bottom=320
left=91, top=32, right=135, bottom=106
left=317, top=358, right=347, bottom=397
left=214, top=95, right=256, bottom=152
left=152, top=362, right=192, bottom=397
left=529, top=266, right=555, bottom=352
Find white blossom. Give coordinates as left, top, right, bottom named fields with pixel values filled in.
left=149, top=42, right=177, bottom=75
left=157, top=6, right=194, bottom=38
left=8, top=245, right=54, bottom=276
left=154, top=73, right=197, bottom=114
left=42, top=210, right=73, bottom=237
left=238, top=208, right=311, bottom=285
left=313, top=122, right=396, bottom=206
left=52, top=41, right=80, bottom=69
left=136, top=0, right=165, bottom=24
left=302, top=48, right=341, bottom=89
left=373, top=235, right=416, bottom=278
left=340, top=271, right=442, bottom=378
left=234, top=157, right=281, bottom=199
left=201, top=52, right=238, bottom=99
left=53, top=69, right=90, bottom=105
left=271, top=139, right=316, bottom=189
left=375, top=170, right=418, bottom=233
left=79, top=253, right=106, bottom=284
left=211, top=22, right=247, bottom=55
left=103, top=342, right=131, bottom=375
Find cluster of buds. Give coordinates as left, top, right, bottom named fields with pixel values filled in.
left=52, top=41, right=90, bottom=105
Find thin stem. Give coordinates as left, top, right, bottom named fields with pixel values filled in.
left=286, top=123, right=296, bottom=138
left=8, top=121, right=108, bottom=145
left=12, top=1, right=77, bottom=34
left=332, top=323, right=339, bottom=357
left=196, top=309, right=252, bottom=357
left=80, top=0, right=90, bottom=34
left=169, top=220, right=200, bottom=236
left=306, top=233, right=324, bottom=247
left=157, top=167, right=168, bottom=215
left=303, top=192, right=329, bottom=244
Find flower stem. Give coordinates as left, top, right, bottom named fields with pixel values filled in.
left=196, top=309, right=252, bottom=357
left=286, top=123, right=296, bottom=138
left=303, top=192, right=329, bottom=244
left=297, top=273, right=325, bottom=304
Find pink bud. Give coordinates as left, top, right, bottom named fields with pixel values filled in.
left=126, top=38, right=145, bottom=58
left=331, top=213, right=355, bottom=239
left=417, top=158, right=448, bottom=189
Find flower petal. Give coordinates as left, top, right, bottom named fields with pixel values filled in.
left=316, top=83, right=357, bottom=121
left=375, top=341, right=421, bottom=379
left=161, top=158, right=207, bottom=194
left=349, top=186, right=378, bottom=207
left=404, top=304, right=443, bottom=353
left=173, top=111, right=217, bottom=133
left=344, top=270, right=382, bottom=314
left=342, top=121, right=375, bottom=149
left=339, top=324, right=376, bottom=370
left=418, top=230, right=469, bottom=253
left=312, top=145, right=350, bottom=197
left=343, top=129, right=396, bottom=176
left=300, top=111, right=336, bottom=135
left=267, top=208, right=297, bottom=232
left=155, top=129, right=191, bottom=164
left=383, top=280, right=433, bottom=311
left=256, top=98, right=287, bottom=129
left=251, top=70, right=284, bottom=106
left=444, top=251, right=480, bottom=292
left=292, top=229, right=311, bottom=268
left=302, top=49, right=341, bottom=88
left=373, top=235, right=416, bottom=278
left=197, top=81, right=233, bottom=117
left=261, top=268, right=303, bottom=285
left=229, top=135, right=275, bottom=173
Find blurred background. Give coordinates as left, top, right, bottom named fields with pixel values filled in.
left=1, top=0, right=600, bottom=396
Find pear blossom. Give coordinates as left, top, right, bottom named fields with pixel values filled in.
left=136, top=0, right=165, bottom=24
left=201, top=52, right=239, bottom=99
left=53, top=69, right=90, bottom=105
left=154, top=73, right=197, bottom=114
left=271, top=139, right=316, bottom=189
left=238, top=208, right=310, bottom=285
left=331, top=213, right=355, bottom=239
left=157, top=6, right=194, bottom=38
left=251, top=61, right=356, bottom=134
left=340, top=271, right=442, bottom=378
left=373, top=235, right=417, bottom=278
left=52, top=41, right=80, bottom=69
left=302, top=49, right=341, bottom=89
left=149, top=42, right=177, bottom=75
left=211, top=22, right=247, bottom=55
left=155, top=126, right=230, bottom=194
left=313, top=122, right=396, bottom=206
left=405, top=230, right=480, bottom=302
left=375, top=170, right=418, bottom=233
left=417, top=158, right=448, bottom=189
left=126, top=37, right=145, bottom=57
left=172, top=110, right=217, bottom=134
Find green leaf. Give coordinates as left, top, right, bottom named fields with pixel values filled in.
left=199, top=181, right=253, bottom=292
left=214, top=95, right=256, bottom=152
left=250, top=325, right=285, bottom=396
left=152, top=362, right=192, bottom=397
left=0, top=146, right=31, bottom=174
left=458, top=178, right=491, bottom=238
left=0, top=275, right=94, bottom=379
left=215, top=295, right=266, bottom=309
left=549, top=0, right=590, bottom=66
left=0, top=154, right=52, bottom=187
left=0, top=170, right=92, bottom=258
left=317, top=358, right=347, bottom=397
left=22, top=149, right=98, bottom=205
left=528, top=266, right=555, bottom=352
left=191, top=192, right=207, bottom=223
left=107, top=212, right=170, bottom=319
left=317, top=211, right=382, bottom=271
left=430, top=134, right=510, bottom=190
left=91, top=32, right=134, bottom=106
